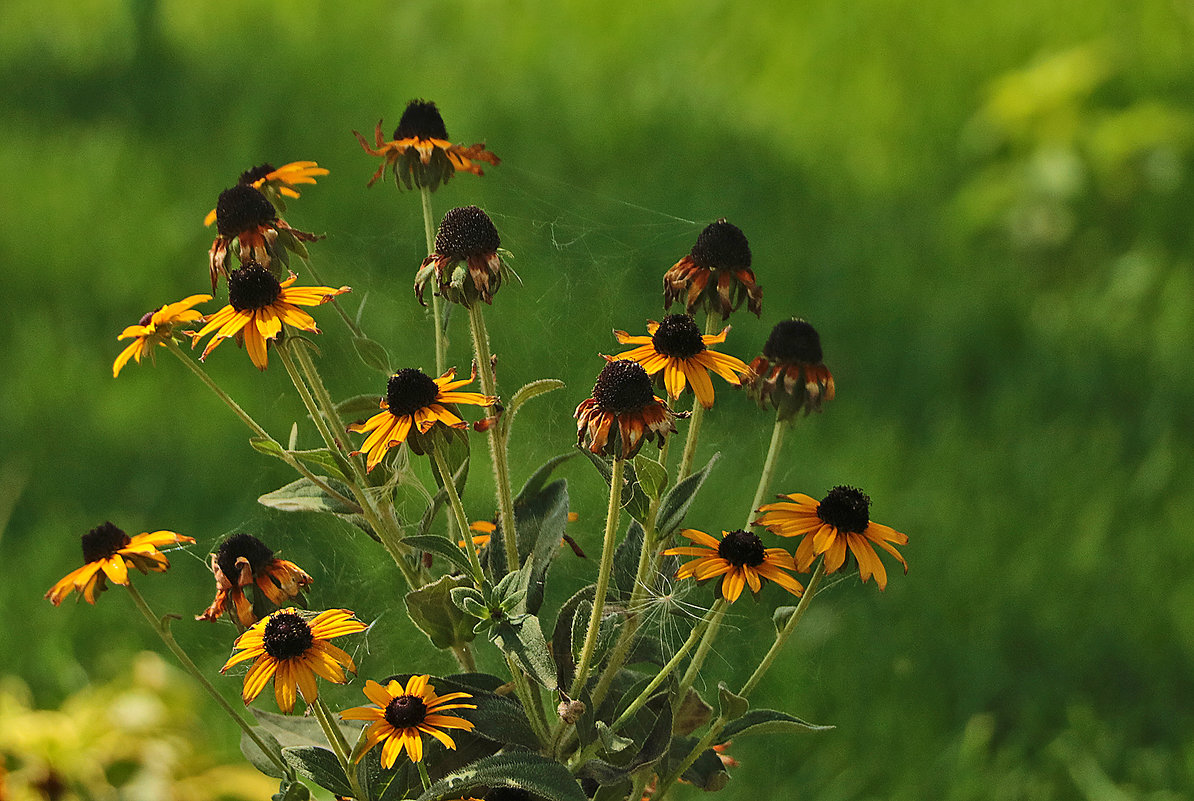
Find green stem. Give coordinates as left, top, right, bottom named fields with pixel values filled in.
left=313, top=696, right=367, bottom=801
left=673, top=599, right=728, bottom=705
left=653, top=560, right=826, bottom=799
left=123, top=583, right=293, bottom=780
left=165, top=340, right=359, bottom=512
left=467, top=302, right=519, bottom=573
left=505, top=653, right=551, bottom=747
left=417, top=759, right=432, bottom=792
left=420, top=186, right=447, bottom=375
left=569, top=456, right=625, bottom=698
left=746, top=411, right=790, bottom=529
left=430, top=438, right=485, bottom=585
left=675, top=312, right=722, bottom=480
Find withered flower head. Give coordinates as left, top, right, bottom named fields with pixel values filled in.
left=663, top=219, right=762, bottom=318
left=575, top=359, right=677, bottom=459
left=197, top=533, right=314, bottom=627
left=207, top=184, right=322, bottom=291
left=745, top=318, right=835, bottom=419
left=416, top=206, right=512, bottom=308
left=354, top=99, right=500, bottom=191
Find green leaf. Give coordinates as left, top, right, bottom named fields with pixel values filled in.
left=271, top=779, right=310, bottom=801
left=417, top=752, right=587, bottom=801
left=352, top=335, right=393, bottom=374
left=402, top=534, right=476, bottom=576
left=667, top=737, right=730, bottom=791
left=580, top=450, right=652, bottom=526
left=611, top=520, right=644, bottom=601
left=287, top=448, right=351, bottom=482
left=773, top=605, right=799, bottom=632
left=656, top=452, right=720, bottom=537
left=673, top=688, right=714, bottom=736
left=718, top=708, right=835, bottom=740
left=595, top=721, right=633, bottom=755
left=717, top=681, right=749, bottom=720
left=282, top=746, right=353, bottom=798
left=406, top=574, right=477, bottom=649
left=257, top=477, right=359, bottom=516
left=336, top=393, right=384, bottom=419
left=251, top=709, right=358, bottom=749
left=551, top=585, right=595, bottom=689
left=504, top=378, right=566, bottom=435
left=492, top=613, right=558, bottom=689
left=632, top=453, right=667, bottom=500
left=240, top=727, right=286, bottom=779
left=520, top=479, right=570, bottom=614
left=249, top=436, right=286, bottom=459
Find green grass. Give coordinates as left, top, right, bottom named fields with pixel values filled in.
left=3, top=0, right=1194, bottom=797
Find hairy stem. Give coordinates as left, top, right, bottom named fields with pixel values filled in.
left=420, top=187, right=447, bottom=375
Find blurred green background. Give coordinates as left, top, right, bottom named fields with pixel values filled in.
left=3, top=0, right=1194, bottom=798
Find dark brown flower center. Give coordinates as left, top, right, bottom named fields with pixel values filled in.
left=215, top=184, right=276, bottom=238
left=817, top=486, right=871, bottom=534
left=239, top=164, right=276, bottom=185
left=434, top=205, right=500, bottom=259
left=384, top=693, right=428, bottom=728
left=81, top=521, right=131, bottom=563
left=394, top=99, right=450, bottom=141
left=138, top=308, right=161, bottom=327
left=592, top=360, right=655, bottom=414
left=228, top=263, right=282, bottom=312
left=651, top=314, right=706, bottom=359
left=386, top=369, right=441, bottom=417
left=262, top=611, right=314, bottom=660
left=717, top=529, right=766, bottom=567
left=763, top=319, right=823, bottom=364
left=690, top=219, right=751, bottom=270
left=216, top=533, right=274, bottom=581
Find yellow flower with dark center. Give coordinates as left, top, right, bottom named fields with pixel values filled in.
left=45, top=522, right=195, bottom=606
left=354, top=99, right=499, bottom=191
left=207, top=183, right=322, bottom=291
left=663, top=528, right=803, bottom=603
left=745, top=319, right=835, bottom=419
left=663, top=219, right=762, bottom=318
left=113, top=295, right=211, bottom=377
left=575, top=360, right=678, bottom=459
left=756, top=486, right=907, bottom=590
left=340, top=675, right=477, bottom=766
left=221, top=608, right=365, bottom=713
left=348, top=367, right=496, bottom=472
left=203, top=161, right=329, bottom=226
left=197, top=533, right=313, bottom=627
left=192, top=263, right=349, bottom=371
left=612, top=314, right=750, bottom=409
left=416, top=205, right=511, bottom=307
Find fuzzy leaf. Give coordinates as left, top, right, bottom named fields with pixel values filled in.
left=418, top=752, right=587, bottom=801
left=336, top=393, right=384, bottom=418
left=403, top=534, right=476, bottom=576
left=504, top=378, right=566, bottom=435
left=282, top=746, right=352, bottom=798
left=551, top=585, right=595, bottom=689
left=406, top=574, right=477, bottom=649
left=580, top=450, right=652, bottom=526
left=257, top=477, right=359, bottom=516
left=271, top=779, right=310, bottom=801
left=240, top=727, right=285, bottom=779
left=656, top=452, right=720, bottom=537
left=493, top=613, right=558, bottom=690
left=772, top=605, right=799, bottom=632
left=632, top=453, right=668, bottom=500
left=718, top=708, right=835, bottom=740
left=717, top=682, right=749, bottom=720
left=352, top=335, right=393, bottom=374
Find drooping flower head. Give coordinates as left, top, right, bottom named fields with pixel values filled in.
left=746, top=318, right=835, bottom=419
left=663, top=528, right=803, bottom=603
left=354, top=99, right=500, bottom=191
left=340, top=676, right=476, bottom=767
left=112, top=295, right=211, bottom=377
left=612, top=314, right=750, bottom=409
left=664, top=219, right=762, bottom=318
left=45, top=522, right=195, bottom=605
left=203, top=161, right=329, bottom=226
left=197, top=533, right=314, bottom=627
left=221, top=608, right=366, bottom=713
left=575, top=359, right=678, bottom=459
left=416, top=205, right=513, bottom=307
left=756, top=486, right=907, bottom=589
left=348, top=367, right=496, bottom=471
left=192, top=263, right=350, bottom=370
left=207, top=184, right=321, bottom=291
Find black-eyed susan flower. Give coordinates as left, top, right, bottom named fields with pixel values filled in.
left=341, top=676, right=476, bottom=766
left=197, top=533, right=314, bottom=627
left=756, top=486, right=907, bottom=590
left=45, top=522, right=195, bottom=606
left=192, top=263, right=350, bottom=370
left=415, top=205, right=513, bottom=307
left=112, top=295, right=211, bottom=377
left=612, top=314, right=750, bottom=410
left=354, top=99, right=499, bottom=191
left=745, top=318, right=835, bottom=419
left=221, top=608, right=366, bottom=713
left=348, top=367, right=496, bottom=471
left=207, top=184, right=321, bottom=291
left=663, top=528, right=803, bottom=603
left=663, top=219, right=762, bottom=318
left=575, top=360, right=678, bottom=460
left=204, top=161, right=329, bottom=226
